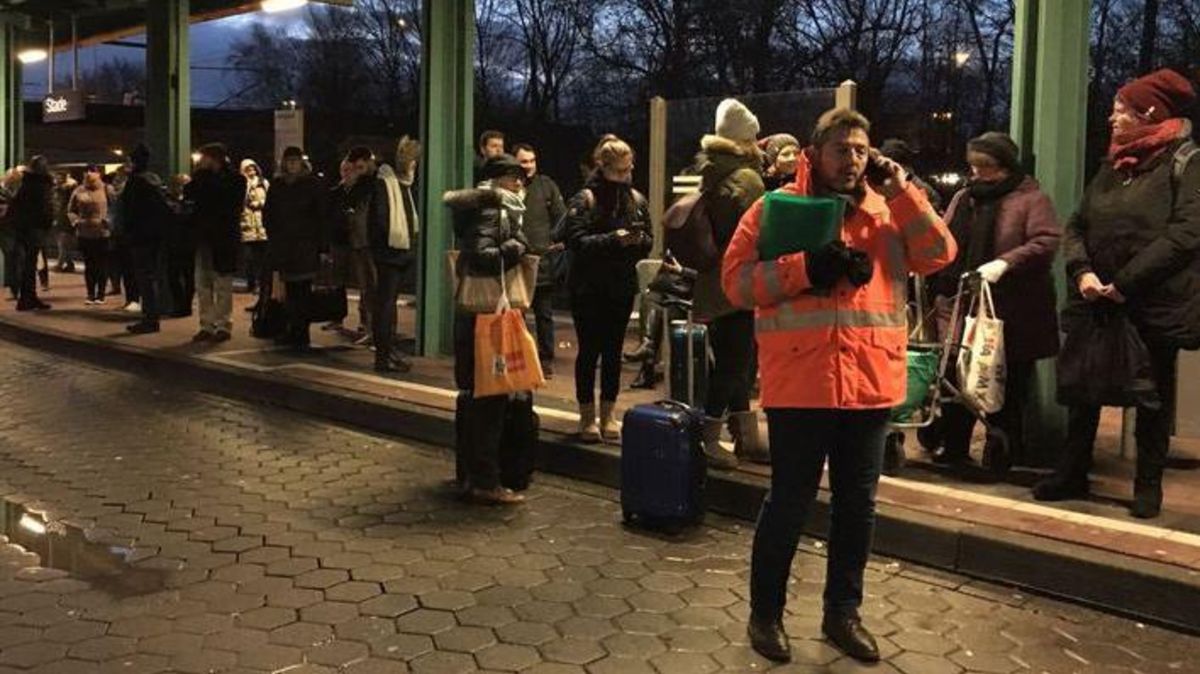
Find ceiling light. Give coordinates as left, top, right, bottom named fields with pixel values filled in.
left=262, top=0, right=308, bottom=12
left=18, top=514, right=46, bottom=535
left=191, top=151, right=202, bottom=164
left=17, top=49, right=48, bottom=64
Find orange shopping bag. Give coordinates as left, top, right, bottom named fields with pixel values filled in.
left=474, top=308, right=546, bottom=397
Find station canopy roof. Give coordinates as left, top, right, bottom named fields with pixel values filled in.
left=0, top=0, right=351, bottom=48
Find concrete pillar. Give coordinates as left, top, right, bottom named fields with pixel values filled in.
left=145, top=0, right=190, bottom=177
left=417, top=0, right=474, bottom=357
left=1010, top=0, right=1089, bottom=454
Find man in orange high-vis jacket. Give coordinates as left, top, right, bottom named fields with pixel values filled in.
left=723, top=108, right=956, bottom=664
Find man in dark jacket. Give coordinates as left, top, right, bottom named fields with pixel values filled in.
left=332, top=146, right=380, bottom=342
left=11, top=157, right=55, bottom=311
left=514, top=143, right=566, bottom=375
left=264, top=146, right=327, bottom=350
left=370, top=138, right=421, bottom=373
left=185, top=143, right=246, bottom=342
left=122, top=144, right=171, bottom=334
left=473, top=130, right=506, bottom=185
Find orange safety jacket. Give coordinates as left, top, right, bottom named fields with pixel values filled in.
left=721, top=153, right=957, bottom=410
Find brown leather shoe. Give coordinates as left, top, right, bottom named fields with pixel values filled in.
left=822, top=613, right=879, bottom=663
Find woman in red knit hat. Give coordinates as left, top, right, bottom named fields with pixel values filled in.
left=1033, top=68, right=1200, bottom=519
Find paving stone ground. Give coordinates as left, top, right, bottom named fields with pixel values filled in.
left=0, top=340, right=1195, bottom=674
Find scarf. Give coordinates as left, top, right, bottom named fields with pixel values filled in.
left=1108, top=118, right=1189, bottom=174
left=585, top=174, right=635, bottom=226
left=936, top=172, right=1025, bottom=296
left=495, top=186, right=526, bottom=237
left=377, top=164, right=415, bottom=250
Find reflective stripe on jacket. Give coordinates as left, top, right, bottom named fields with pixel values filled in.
left=721, top=153, right=957, bottom=409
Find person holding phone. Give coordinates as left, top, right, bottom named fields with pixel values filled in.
left=723, top=108, right=956, bottom=664
left=565, top=136, right=652, bottom=443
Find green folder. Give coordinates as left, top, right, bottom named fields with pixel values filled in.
left=757, top=192, right=844, bottom=260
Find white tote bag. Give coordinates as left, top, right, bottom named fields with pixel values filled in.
left=957, top=280, right=1006, bottom=414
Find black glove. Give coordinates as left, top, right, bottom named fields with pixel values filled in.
left=846, top=248, right=873, bottom=287
left=500, top=239, right=525, bottom=265
left=806, top=240, right=850, bottom=289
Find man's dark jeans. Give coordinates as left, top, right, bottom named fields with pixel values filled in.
left=131, top=244, right=161, bottom=324
left=530, top=284, right=555, bottom=365
left=373, top=260, right=409, bottom=363
left=751, top=408, right=890, bottom=620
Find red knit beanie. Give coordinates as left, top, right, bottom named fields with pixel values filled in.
left=1117, top=68, right=1197, bottom=122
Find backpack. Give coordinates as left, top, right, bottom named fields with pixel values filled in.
left=1171, top=140, right=1199, bottom=206
left=663, top=191, right=719, bottom=272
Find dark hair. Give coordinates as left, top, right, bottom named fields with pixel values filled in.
left=198, top=142, right=229, bottom=165
left=511, top=143, right=536, bottom=156
left=811, top=108, right=871, bottom=148
left=478, top=130, right=505, bottom=151
left=345, top=146, right=374, bottom=163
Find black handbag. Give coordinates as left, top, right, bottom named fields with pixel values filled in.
left=309, top=285, right=348, bottom=324
left=250, top=299, right=287, bottom=339
left=308, top=256, right=349, bottom=324
left=1057, top=307, right=1160, bottom=409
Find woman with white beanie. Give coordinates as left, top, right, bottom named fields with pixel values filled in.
left=688, top=98, right=768, bottom=469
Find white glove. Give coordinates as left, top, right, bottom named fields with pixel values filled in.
left=977, top=259, right=1010, bottom=284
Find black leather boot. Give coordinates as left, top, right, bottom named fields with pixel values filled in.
left=822, top=613, right=879, bottom=663
left=1032, top=474, right=1089, bottom=502
left=747, top=615, right=790, bottom=663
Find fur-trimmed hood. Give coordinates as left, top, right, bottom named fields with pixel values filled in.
left=696, top=135, right=762, bottom=193
left=442, top=187, right=502, bottom=212
left=700, top=134, right=759, bottom=157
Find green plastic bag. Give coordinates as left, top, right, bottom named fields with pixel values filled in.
left=892, top=350, right=939, bottom=423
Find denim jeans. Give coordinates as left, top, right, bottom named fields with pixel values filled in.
left=704, top=310, right=755, bottom=418
left=195, top=244, right=233, bottom=334
left=530, top=284, right=556, bottom=365
left=571, top=292, right=634, bottom=404
left=131, top=243, right=161, bottom=324
left=750, top=408, right=890, bottom=619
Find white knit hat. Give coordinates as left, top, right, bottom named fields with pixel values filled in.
left=715, top=98, right=760, bottom=144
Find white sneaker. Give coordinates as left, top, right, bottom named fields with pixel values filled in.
left=123, top=301, right=142, bottom=314
left=84, top=299, right=97, bottom=306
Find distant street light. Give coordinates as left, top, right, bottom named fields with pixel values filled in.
left=954, top=50, right=971, bottom=68
left=261, top=0, right=308, bottom=12
left=17, top=49, right=48, bottom=64
left=112, top=148, right=124, bottom=157
left=397, top=18, right=408, bottom=29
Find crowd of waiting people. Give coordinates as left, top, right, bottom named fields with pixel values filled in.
left=0, top=66, right=1197, bottom=666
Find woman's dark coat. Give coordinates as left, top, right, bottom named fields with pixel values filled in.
left=263, top=170, right=328, bottom=277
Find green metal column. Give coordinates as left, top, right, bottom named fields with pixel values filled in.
left=1010, top=0, right=1090, bottom=454
left=1009, top=0, right=1038, bottom=173
left=0, top=23, right=22, bottom=168
left=417, top=0, right=475, bottom=357
left=146, top=0, right=190, bottom=177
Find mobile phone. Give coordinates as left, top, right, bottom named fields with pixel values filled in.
left=865, top=150, right=892, bottom=185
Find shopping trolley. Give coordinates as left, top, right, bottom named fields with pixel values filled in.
left=883, top=272, right=1010, bottom=476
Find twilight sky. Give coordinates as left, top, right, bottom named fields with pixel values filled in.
left=21, top=7, right=312, bottom=108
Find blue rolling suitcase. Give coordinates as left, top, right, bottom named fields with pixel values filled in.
left=621, top=298, right=706, bottom=529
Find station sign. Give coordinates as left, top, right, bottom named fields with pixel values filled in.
left=43, top=90, right=85, bottom=123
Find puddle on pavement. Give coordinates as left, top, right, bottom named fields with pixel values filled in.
left=0, top=500, right=167, bottom=597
